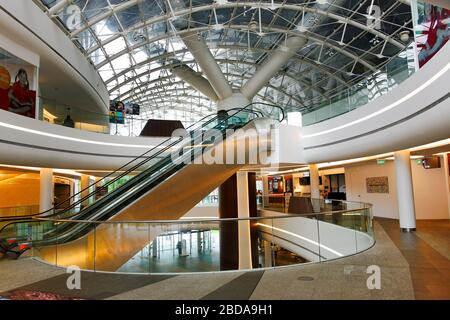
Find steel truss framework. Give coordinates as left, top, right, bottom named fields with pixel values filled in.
left=36, top=0, right=413, bottom=122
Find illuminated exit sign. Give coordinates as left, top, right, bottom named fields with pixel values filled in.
left=377, top=159, right=385, bottom=165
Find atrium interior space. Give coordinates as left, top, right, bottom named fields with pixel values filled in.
left=0, top=0, right=449, bottom=308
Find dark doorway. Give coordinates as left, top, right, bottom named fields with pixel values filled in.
left=54, top=183, right=71, bottom=210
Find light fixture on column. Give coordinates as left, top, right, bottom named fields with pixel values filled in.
left=399, top=30, right=410, bottom=43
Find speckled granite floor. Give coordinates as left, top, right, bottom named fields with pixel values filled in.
left=0, top=218, right=448, bottom=300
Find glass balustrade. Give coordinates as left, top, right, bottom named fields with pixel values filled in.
left=301, top=45, right=417, bottom=126
left=17, top=198, right=374, bottom=274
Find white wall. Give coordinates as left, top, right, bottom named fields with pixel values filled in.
left=0, top=109, right=167, bottom=170
left=345, top=161, right=399, bottom=219
left=0, top=32, right=39, bottom=67
left=345, top=156, right=450, bottom=220
left=411, top=156, right=449, bottom=219
left=269, top=124, right=303, bottom=166
left=182, top=205, right=218, bottom=219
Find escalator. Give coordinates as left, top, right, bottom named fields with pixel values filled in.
left=0, top=103, right=284, bottom=270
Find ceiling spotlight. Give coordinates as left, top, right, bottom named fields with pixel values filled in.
left=297, top=25, right=308, bottom=33
left=249, top=21, right=257, bottom=31
left=399, top=30, right=410, bottom=43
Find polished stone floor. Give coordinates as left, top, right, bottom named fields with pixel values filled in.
left=0, top=218, right=448, bottom=300
left=377, top=218, right=450, bottom=300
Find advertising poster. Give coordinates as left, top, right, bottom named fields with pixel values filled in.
left=0, top=48, right=37, bottom=119
left=109, top=100, right=125, bottom=124
left=414, top=2, right=450, bottom=68
left=124, top=101, right=140, bottom=115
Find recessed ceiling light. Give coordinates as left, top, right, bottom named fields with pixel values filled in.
left=297, top=25, right=308, bottom=32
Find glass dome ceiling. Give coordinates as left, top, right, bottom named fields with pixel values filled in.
left=36, top=0, right=413, bottom=121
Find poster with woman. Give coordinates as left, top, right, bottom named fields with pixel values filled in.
left=414, top=3, right=450, bottom=67
left=7, top=69, right=36, bottom=117
left=0, top=48, right=37, bottom=119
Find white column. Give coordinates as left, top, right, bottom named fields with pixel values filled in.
left=172, top=65, right=219, bottom=101
left=39, top=168, right=53, bottom=212
left=216, top=93, right=251, bottom=110
left=181, top=31, right=233, bottom=100
left=240, top=37, right=307, bottom=100
left=394, top=150, right=417, bottom=231
left=309, top=164, right=320, bottom=199
left=236, top=171, right=253, bottom=270
left=442, top=154, right=450, bottom=220
left=80, top=174, right=90, bottom=208
left=262, top=175, right=269, bottom=208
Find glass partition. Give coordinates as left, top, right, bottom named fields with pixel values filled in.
left=302, top=45, right=417, bottom=126
left=20, top=198, right=374, bottom=274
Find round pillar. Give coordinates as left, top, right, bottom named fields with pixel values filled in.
left=39, top=168, right=53, bottom=213
left=309, top=164, right=320, bottom=199
left=216, top=92, right=250, bottom=111
left=394, top=150, right=417, bottom=232
left=80, top=174, right=90, bottom=208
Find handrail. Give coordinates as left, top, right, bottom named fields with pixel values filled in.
left=34, top=207, right=371, bottom=225
left=0, top=198, right=374, bottom=274
left=0, top=102, right=283, bottom=223
left=257, top=195, right=373, bottom=207
left=302, top=45, right=415, bottom=126
left=0, top=197, right=370, bottom=238
left=41, top=99, right=285, bottom=124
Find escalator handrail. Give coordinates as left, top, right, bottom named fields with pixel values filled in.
left=38, top=106, right=263, bottom=221
left=242, top=102, right=286, bottom=122
left=34, top=106, right=282, bottom=243
left=0, top=103, right=278, bottom=222
left=38, top=107, right=261, bottom=221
